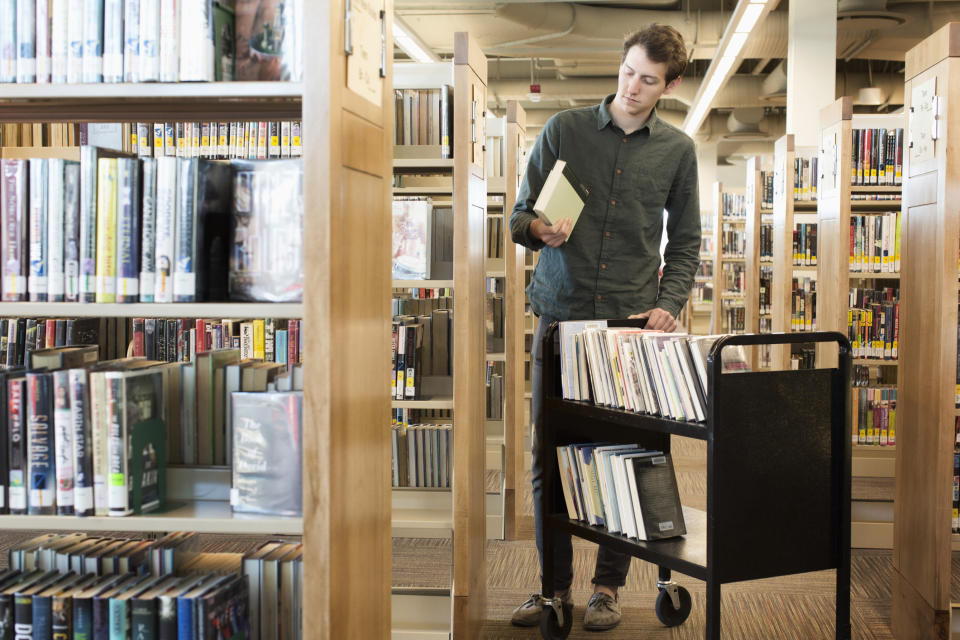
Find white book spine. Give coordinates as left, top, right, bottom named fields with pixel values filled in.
left=105, top=374, right=131, bottom=516
left=66, top=0, right=84, bottom=82
left=153, top=156, right=176, bottom=302
left=123, top=0, right=139, bottom=81
left=177, top=0, right=212, bottom=81
left=53, top=371, right=76, bottom=512
left=81, top=0, right=103, bottom=82
left=47, top=159, right=65, bottom=300
left=0, top=0, right=15, bottom=82
left=101, top=0, right=123, bottom=82
left=35, top=0, right=51, bottom=82
left=51, top=0, right=69, bottom=82
left=158, top=0, right=177, bottom=81
left=17, top=0, right=37, bottom=83
left=138, top=0, right=159, bottom=80
left=28, top=160, right=48, bottom=300
left=139, top=157, right=156, bottom=301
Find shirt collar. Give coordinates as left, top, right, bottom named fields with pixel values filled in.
left=597, top=93, right=659, bottom=135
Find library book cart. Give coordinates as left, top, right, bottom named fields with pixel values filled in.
left=536, top=323, right=854, bottom=639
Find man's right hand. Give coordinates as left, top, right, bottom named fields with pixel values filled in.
left=531, top=218, right=572, bottom=247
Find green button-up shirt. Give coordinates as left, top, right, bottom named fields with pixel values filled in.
left=510, top=94, right=701, bottom=321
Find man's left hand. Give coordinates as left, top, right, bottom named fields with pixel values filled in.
left=628, top=308, right=678, bottom=331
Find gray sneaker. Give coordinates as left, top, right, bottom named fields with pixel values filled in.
left=510, top=590, right=573, bottom=627
left=583, top=592, right=621, bottom=631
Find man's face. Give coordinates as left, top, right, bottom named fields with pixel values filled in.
left=615, top=44, right=681, bottom=117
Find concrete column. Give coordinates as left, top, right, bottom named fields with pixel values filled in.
left=786, top=0, right=836, bottom=147
left=696, top=140, right=718, bottom=216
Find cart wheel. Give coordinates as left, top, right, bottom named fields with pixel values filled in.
left=539, top=601, right=573, bottom=639
left=655, top=586, right=692, bottom=627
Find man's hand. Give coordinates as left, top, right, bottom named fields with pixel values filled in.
left=629, top=308, right=678, bottom=331
left=530, top=218, right=572, bottom=247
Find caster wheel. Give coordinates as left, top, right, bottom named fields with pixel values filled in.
left=655, top=585, right=692, bottom=627
left=539, top=601, right=573, bottom=639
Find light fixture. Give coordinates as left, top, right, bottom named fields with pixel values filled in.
left=682, top=0, right=773, bottom=137
left=393, top=15, right=441, bottom=64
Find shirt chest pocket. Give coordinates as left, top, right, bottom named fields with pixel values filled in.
left=632, top=171, right=670, bottom=225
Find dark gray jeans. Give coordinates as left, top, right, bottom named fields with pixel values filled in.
left=531, top=316, right=632, bottom=591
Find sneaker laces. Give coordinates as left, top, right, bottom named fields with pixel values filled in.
left=587, top=592, right=616, bottom=612
left=524, top=593, right=544, bottom=608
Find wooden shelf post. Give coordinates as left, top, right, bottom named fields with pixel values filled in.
left=744, top=155, right=771, bottom=369
left=893, top=22, right=960, bottom=639
left=711, top=182, right=723, bottom=333
left=503, top=101, right=527, bottom=541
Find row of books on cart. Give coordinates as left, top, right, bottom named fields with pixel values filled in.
left=557, top=444, right=685, bottom=542
left=0, top=532, right=303, bottom=640
left=557, top=321, right=750, bottom=423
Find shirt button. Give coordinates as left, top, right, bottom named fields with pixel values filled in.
left=596, top=294, right=602, bottom=300
left=616, top=168, right=622, bottom=174
left=622, top=138, right=627, bottom=143
left=601, top=264, right=607, bottom=269
left=610, top=200, right=616, bottom=206
left=605, top=231, right=611, bottom=237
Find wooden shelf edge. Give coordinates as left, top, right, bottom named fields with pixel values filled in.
left=0, top=301, right=303, bottom=318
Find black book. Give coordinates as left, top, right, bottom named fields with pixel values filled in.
left=0, top=369, right=22, bottom=515
left=92, top=574, right=150, bottom=640
left=155, top=575, right=207, bottom=640
left=65, top=317, right=105, bottom=360
left=144, top=319, right=157, bottom=361
left=51, top=574, right=98, bottom=640
left=629, top=453, right=686, bottom=541
left=0, top=571, right=47, bottom=640
left=194, top=160, right=233, bottom=302
left=72, top=575, right=127, bottom=640
left=165, top=320, right=177, bottom=362
left=26, top=371, right=56, bottom=515
left=33, top=573, right=85, bottom=640
left=13, top=572, right=64, bottom=640
left=197, top=574, right=248, bottom=640
left=7, top=371, right=28, bottom=515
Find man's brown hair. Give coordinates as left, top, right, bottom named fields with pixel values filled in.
left=622, top=24, right=688, bottom=83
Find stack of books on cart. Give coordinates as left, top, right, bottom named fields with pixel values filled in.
left=557, top=321, right=749, bottom=423
left=557, top=444, right=685, bottom=542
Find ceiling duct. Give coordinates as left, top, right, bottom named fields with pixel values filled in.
left=759, top=61, right=787, bottom=103
left=723, top=107, right=767, bottom=141
left=837, top=0, right=909, bottom=30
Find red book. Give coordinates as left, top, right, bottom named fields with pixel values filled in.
left=195, top=319, right=206, bottom=353
left=45, top=319, right=56, bottom=348
left=288, top=319, right=300, bottom=365
left=131, top=318, right=146, bottom=357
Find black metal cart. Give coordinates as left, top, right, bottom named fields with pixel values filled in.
left=537, top=323, right=852, bottom=639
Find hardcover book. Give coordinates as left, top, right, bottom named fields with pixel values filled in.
left=234, top=0, right=302, bottom=81
left=391, top=198, right=432, bottom=280
left=533, top=159, right=590, bottom=239
left=629, top=453, right=686, bottom=541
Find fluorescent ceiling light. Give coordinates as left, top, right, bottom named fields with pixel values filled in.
left=393, top=16, right=440, bottom=63
left=726, top=32, right=749, bottom=59
left=735, top=3, right=766, bottom=34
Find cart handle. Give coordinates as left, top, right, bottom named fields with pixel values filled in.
left=707, top=331, right=853, bottom=379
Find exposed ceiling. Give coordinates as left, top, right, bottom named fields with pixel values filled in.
left=394, top=0, right=960, bottom=160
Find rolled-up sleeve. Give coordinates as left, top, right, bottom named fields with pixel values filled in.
left=509, top=117, right=562, bottom=251
left=656, top=143, right=701, bottom=317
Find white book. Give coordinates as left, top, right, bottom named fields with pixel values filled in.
left=594, top=445, right=643, bottom=534
left=47, top=159, right=65, bottom=301
left=101, top=0, right=123, bottom=82
left=123, top=0, right=140, bottom=81
left=641, top=335, right=670, bottom=419
left=153, top=156, right=177, bottom=303
left=671, top=338, right=705, bottom=422
left=656, top=340, right=685, bottom=420
left=138, top=0, right=159, bottom=80
left=556, top=447, right=578, bottom=520
left=178, top=0, right=212, bottom=81
left=52, top=371, right=75, bottom=512
left=603, top=330, right=626, bottom=409
left=81, top=0, right=103, bottom=82
left=659, top=336, right=694, bottom=421
left=66, top=0, right=83, bottom=81
left=612, top=451, right=658, bottom=539
left=630, top=334, right=657, bottom=414
left=179, top=361, right=196, bottom=464
left=559, top=320, right=605, bottom=400
left=17, top=0, right=36, bottom=82
left=51, top=0, right=69, bottom=82
left=158, top=0, right=177, bottom=81
left=35, top=0, right=51, bottom=82
left=0, top=0, right=15, bottom=82
left=28, top=159, right=48, bottom=300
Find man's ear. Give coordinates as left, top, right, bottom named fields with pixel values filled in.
left=662, top=76, right=682, bottom=96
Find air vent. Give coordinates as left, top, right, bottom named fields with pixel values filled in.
left=837, top=0, right=908, bottom=30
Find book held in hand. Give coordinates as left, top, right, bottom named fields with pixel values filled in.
left=533, top=159, right=589, bottom=241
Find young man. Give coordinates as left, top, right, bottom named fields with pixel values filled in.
left=509, top=24, right=701, bottom=631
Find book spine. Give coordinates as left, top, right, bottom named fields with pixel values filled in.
left=51, top=594, right=73, bottom=640
left=105, top=375, right=131, bottom=516
left=158, top=0, right=177, bottom=81
left=82, top=0, right=103, bottom=82
left=53, top=370, right=76, bottom=515
left=176, top=598, right=194, bottom=640
left=139, top=158, right=157, bottom=302
left=269, top=121, right=280, bottom=158
left=292, top=121, right=302, bottom=157
left=48, top=159, right=66, bottom=302
left=173, top=158, right=197, bottom=302
left=69, top=368, right=94, bottom=517
left=63, top=161, right=82, bottom=301
left=8, top=378, right=27, bottom=514
left=122, top=0, right=140, bottom=81
left=34, top=0, right=51, bottom=82
left=100, top=0, right=122, bottom=81
left=17, top=0, right=37, bottom=83
left=116, top=158, right=141, bottom=303
left=280, top=121, right=291, bottom=158
left=0, top=0, right=15, bottom=82
left=95, top=157, right=118, bottom=303
left=138, top=0, right=159, bottom=81
left=51, top=0, right=69, bottom=82
left=33, top=595, right=54, bottom=640
left=79, top=147, right=98, bottom=302
left=1, top=159, right=28, bottom=301
left=107, top=597, right=127, bottom=640
left=130, top=599, right=156, bottom=640
left=178, top=0, right=213, bottom=81
left=28, top=159, right=49, bottom=302
left=14, top=594, right=34, bottom=640
left=154, top=157, right=176, bottom=303
left=27, top=371, right=56, bottom=515
left=66, top=0, right=84, bottom=82
left=92, top=596, right=110, bottom=640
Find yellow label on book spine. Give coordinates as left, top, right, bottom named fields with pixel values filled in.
left=253, top=319, right=265, bottom=360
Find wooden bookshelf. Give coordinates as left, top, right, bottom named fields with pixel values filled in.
left=817, top=98, right=905, bottom=552
left=771, top=134, right=820, bottom=369
left=502, top=102, right=527, bottom=541
left=0, top=302, right=305, bottom=318
left=710, top=182, right=746, bottom=334
left=893, top=23, right=960, bottom=639
left=744, top=155, right=773, bottom=369
left=0, top=2, right=395, bottom=637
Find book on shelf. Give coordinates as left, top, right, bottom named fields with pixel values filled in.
left=848, top=286, right=898, bottom=359
left=851, top=127, right=904, bottom=186
left=0, top=0, right=301, bottom=84
left=792, top=224, right=817, bottom=266
left=557, top=444, right=686, bottom=541
left=533, top=159, right=589, bottom=238
left=793, top=156, right=819, bottom=201
left=391, top=304, right=453, bottom=400
left=792, top=277, right=817, bottom=332
left=720, top=192, right=745, bottom=218
left=850, top=212, right=901, bottom=273
left=852, top=385, right=896, bottom=446
left=390, top=420, right=451, bottom=489
left=393, top=87, right=453, bottom=158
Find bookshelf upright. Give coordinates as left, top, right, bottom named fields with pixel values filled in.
left=817, top=97, right=903, bottom=549
left=893, top=23, right=960, bottom=638
left=0, top=1, right=396, bottom=637
left=744, top=155, right=773, bottom=370
left=710, top=182, right=746, bottom=334
left=502, top=102, right=528, bottom=541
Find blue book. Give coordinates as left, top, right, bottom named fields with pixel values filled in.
left=33, top=573, right=85, bottom=640
left=25, top=371, right=56, bottom=515
left=92, top=574, right=146, bottom=640
left=275, top=331, right=288, bottom=366
left=176, top=575, right=233, bottom=640
left=72, top=575, right=128, bottom=640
